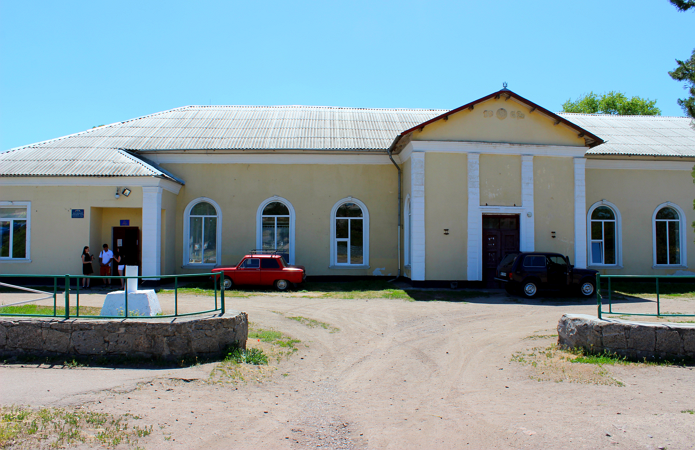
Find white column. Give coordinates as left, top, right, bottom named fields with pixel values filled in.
left=410, top=152, right=426, bottom=281
left=142, top=187, right=163, bottom=279
left=520, top=155, right=535, bottom=252
left=573, top=158, right=587, bottom=268
left=467, top=153, right=481, bottom=281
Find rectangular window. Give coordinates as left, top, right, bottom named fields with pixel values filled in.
left=669, top=221, right=680, bottom=265
left=0, top=206, right=29, bottom=260
left=189, top=217, right=203, bottom=263
left=604, top=222, right=615, bottom=265
left=656, top=221, right=668, bottom=265
left=337, top=242, right=348, bottom=263
left=203, top=217, right=217, bottom=264
left=350, top=219, right=363, bottom=264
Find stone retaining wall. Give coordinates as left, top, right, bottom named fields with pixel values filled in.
left=558, top=314, right=695, bottom=360
left=0, top=311, right=248, bottom=360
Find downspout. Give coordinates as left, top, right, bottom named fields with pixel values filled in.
left=387, top=136, right=403, bottom=279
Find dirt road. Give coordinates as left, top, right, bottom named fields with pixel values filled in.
left=2, top=293, right=694, bottom=449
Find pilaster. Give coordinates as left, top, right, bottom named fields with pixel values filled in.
left=573, top=158, right=587, bottom=268
left=410, top=152, right=426, bottom=281
left=142, top=186, right=163, bottom=279
left=467, top=153, right=481, bottom=281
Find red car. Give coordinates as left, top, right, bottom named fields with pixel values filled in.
left=211, top=253, right=305, bottom=291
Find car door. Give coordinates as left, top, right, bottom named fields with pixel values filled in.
left=235, top=258, right=261, bottom=285
left=546, top=255, right=569, bottom=289
left=260, top=257, right=282, bottom=285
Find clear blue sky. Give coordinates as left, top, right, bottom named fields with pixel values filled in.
left=1, top=0, right=692, bottom=151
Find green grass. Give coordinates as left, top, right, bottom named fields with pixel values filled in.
left=287, top=315, right=340, bottom=333
left=607, top=280, right=695, bottom=298
left=249, top=329, right=301, bottom=350
left=0, top=405, right=154, bottom=449
left=0, top=304, right=102, bottom=316
left=224, top=347, right=268, bottom=365
left=682, top=409, right=694, bottom=414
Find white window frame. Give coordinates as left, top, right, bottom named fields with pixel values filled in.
left=404, top=195, right=411, bottom=268
left=587, top=200, right=622, bottom=268
left=182, top=197, right=222, bottom=268
left=0, top=201, right=31, bottom=263
left=256, top=196, right=296, bottom=265
left=652, top=202, right=687, bottom=268
left=329, top=197, right=369, bottom=269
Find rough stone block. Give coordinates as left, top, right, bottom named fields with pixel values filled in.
left=42, top=329, right=70, bottom=353
left=681, top=328, right=695, bottom=355
left=8, top=325, right=43, bottom=350
left=626, top=325, right=655, bottom=352
left=656, top=328, right=682, bottom=355
left=0, top=323, right=8, bottom=348
left=602, top=324, right=627, bottom=350
left=71, top=330, right=106, bottom=355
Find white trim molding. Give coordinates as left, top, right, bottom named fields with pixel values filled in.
left=329, top=197, right=370, bottom=268
left=0, top=176, right=183, bottom=194
left=142, top=187, right=163, bottom=279
left=573, top=158, right=587, bottom=268
left=256, top=196, right=296, bottom=265
left=0, top=201, right=31, bottom=263
left=403, top=194, right=411, bottom=267
left=520, top=155, right=535, bottom=252
left=182, top=197, right=223, bottom=270
left=587, top=200, right=622, bottom=268
left=410, top=153, right=426, bottom=280
left=585, top=159, right=695, bottom=171
left=467, top=153, right=481, bottom=281
left=144, top=152, right=393, bottom=165
left=399, top=140, right=588, bottom=163
left=652, top=202, right=688, bottom=268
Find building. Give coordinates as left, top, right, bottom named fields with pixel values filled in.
left=1, top=89, right=694, bottom=286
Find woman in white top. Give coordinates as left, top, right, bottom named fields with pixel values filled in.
left=114, top=249, right=125, bottom=289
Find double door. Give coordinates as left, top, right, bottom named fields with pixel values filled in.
left=482, top=215, right=520, bottom=287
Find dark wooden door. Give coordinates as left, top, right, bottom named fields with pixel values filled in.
left=482, top=215, right=520, bottom=287
left=113, top=227, right=140, bottom=272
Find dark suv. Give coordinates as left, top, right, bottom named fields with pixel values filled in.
left=494, top=252, right=598, bottom=299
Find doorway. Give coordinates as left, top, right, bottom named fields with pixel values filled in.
left=113, top=227, right=140, bottom=274
left=482, top=215, right=520, bottom=287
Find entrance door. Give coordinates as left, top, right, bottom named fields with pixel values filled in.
left=482, top=215, right=520, bottom=287
left=113, top=227, right=140, bottom=273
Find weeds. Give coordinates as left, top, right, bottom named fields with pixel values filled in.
left=277, top=313, right=340, bottom=333
left=224, top=347, right=269, bottom=365
left=681, top=409, right=694, bottom=414
left=0, top=405, right=154, bottom=449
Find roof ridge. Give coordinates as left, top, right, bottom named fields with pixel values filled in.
left=559, top=112, right=691, bottom=119
left=180, top=105, right=449, bottom=112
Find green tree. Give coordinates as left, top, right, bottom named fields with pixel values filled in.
left=668, top=1, right=695, bottom=118
left=561, top=91, right=661, bottom=115
left=670, top=0, right=694, bottom=11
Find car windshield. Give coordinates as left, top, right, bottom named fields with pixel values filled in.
left=499, top=253, right=518, bottom=267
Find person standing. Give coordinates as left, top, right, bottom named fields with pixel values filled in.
left=114, top=249, right=125, bottom=289
left=81, top=246, right=93, bottom=289
left=99, top=244, right=114, bottom=287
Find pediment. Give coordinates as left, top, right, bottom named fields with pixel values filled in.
left=403, top=90, right=602, bottom=148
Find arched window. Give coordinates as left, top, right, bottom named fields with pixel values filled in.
left=257, top=197, right=295, bottom=264
left=653, top=203, right=686, bottom=266
left=330, top=198, right=369, bottom=267
left=404, top=196, right=411, bottom=266
left=587, top=202, right=621, bottom=266
left=183, top=198, right=221, bottom=266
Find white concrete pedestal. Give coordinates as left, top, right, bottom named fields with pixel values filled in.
left=100, top=265, right=162, bottom=317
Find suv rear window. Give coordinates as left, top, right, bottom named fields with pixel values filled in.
left=499, top=253, right=518, bottom=267
left=261, top=258, right=280, bottom=269
left=523, top=255, right=546, bottom=268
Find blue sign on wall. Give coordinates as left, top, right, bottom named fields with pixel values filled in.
left=71, top=209, right=84, bottom=219
left=120, top=220, right=130, bottom=226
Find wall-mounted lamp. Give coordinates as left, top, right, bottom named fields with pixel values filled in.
left=115, top=188, right=120, bottom=199
left=526, top=211, right=533, bottom=218
left=122, top=188, right=131, bottom=197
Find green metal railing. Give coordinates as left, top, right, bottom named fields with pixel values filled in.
left=0, top=272, right=225, bottom=319
left=596, top=274, right=695, bottom=320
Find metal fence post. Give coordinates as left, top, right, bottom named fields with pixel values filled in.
left=64, top=275, right=70, bottom=319
left=125, top=282, right=129, bottom=318
left=596, top=274, right=602, bottom=320
left=53, top=277, right=57, bottom=317
left=221, top=275, right=225, bottom=315
left=608, top=277, right=612, bottom=314
left=214, top=274, right=218, bottom=311
left=656, top=277, right=660, bottom=316
left=174, top=275, right=178, bottom=317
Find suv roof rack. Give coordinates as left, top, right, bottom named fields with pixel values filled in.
left=250, top=249, right=285, bottom=255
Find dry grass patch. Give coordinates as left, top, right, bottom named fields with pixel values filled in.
left=0, top=405, right=152, bottom=449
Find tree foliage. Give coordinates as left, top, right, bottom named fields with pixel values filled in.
left=561, top=91, right=661, bottom=115
left=670, top=0, right=695, bottom=11
left=668, top=1, right=695, bottom=118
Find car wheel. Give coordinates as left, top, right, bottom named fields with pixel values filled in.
left=221, top=276, right=233, bottom=290
left=580, top=280, right=596, bottom=297
left=521, top=280, right=538, bottom=298
left=275, top=279, right=289, bottom=291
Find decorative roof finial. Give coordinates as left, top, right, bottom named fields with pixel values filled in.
left=502, top=82, right=508, bottom=90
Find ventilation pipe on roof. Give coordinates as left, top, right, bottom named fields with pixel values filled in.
left=387, top=136, right=403, bottom=280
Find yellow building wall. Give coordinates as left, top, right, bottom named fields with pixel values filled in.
left=479, top=154, right=521, bottom=206
left=164, top=163, right=399, bottom=276
left=412, top=97, right=585, bottom=147
left=424, top=153, right=468, bottom=280
left=534, top=157, right=576, bottom=259
left=586, top=167, right=695, bottom=275
left=0, top=186, right=144, bottom=275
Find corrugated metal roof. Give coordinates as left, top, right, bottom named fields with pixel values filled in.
left=2, top=105, right=694, bottom=180
left=559, top=113, right=695, bottom=157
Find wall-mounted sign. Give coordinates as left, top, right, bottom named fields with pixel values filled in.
left=71, top=209, right=84, bottom=219
left=120, top=220, right=130, bottom=226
